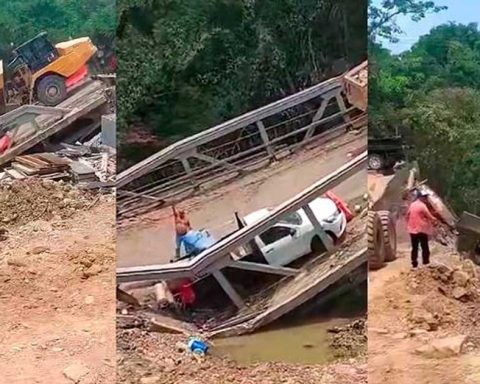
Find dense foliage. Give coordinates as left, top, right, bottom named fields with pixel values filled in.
left=369, top=1, right=480, bottom=214
left=0, top=0, right=115, bottom=59
left=117, top=0, right=367, bottom=145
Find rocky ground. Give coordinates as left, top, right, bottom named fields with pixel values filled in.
left=368, top=244, right=480, bottom=384
left=117, top=326, right=367, bottom=384
left=329, top=318, right=367, bottom=358
left=0, top=181, right=116, bottom=383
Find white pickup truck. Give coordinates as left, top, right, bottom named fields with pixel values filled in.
left=242, top=197, right=347, bottom=266
left=178, top=197, right=347, bottom=266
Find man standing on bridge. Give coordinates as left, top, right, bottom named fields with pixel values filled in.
left=406, top=189, right=437, bottom=268
left=173, top=206, right=192, bottom=260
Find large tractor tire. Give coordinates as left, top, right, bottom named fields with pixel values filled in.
left=36, top=74, right=67, bottom=106
left=368, top=211, right=385, bottom=270
left=378, top=210, right=397, bottom=262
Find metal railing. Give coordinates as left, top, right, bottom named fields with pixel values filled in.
left=117, top=73, right=366, bottom=218
left=117, top=151, right=367, bottom=283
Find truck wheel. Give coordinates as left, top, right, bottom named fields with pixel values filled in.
left=36, top=75, right=67, bottom=106
left=378, top=210, right=397, bottom=262
left=311, top=236, right=327, bottom=254
left=368, top=153, right=385, bottom=170
left=368, top=211, right=385, bottom=270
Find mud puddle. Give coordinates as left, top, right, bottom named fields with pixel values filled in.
left=212, top=316, right=358, bottom=364
left=213, top=283, right=367, bottom=364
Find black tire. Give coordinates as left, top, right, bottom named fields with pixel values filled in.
left=368, top=153, right=385, bottom=170
left=368, top=211, right=385, bottom=270
left=36, top=75, right=67, bottom=106
left=311, top=235, right=327, bottom=254
left=378, top=210, right=397, bottom=262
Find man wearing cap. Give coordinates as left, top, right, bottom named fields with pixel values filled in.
left=406, top=189, right=437, bottom=268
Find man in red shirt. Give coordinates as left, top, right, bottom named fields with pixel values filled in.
left=406, top=190, right=437, bottom=268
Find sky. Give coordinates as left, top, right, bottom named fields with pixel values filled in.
left=374, top=0, right=480, bottom=54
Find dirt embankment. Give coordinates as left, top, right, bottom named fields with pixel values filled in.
left=368, top=246, right=480, bottom=384
left=117, top=326, right=367, bottom=384
left=0, top=181, right=116, bottom=384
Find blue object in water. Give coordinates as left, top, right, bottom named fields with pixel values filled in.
left=188, top=337, right=209, bottom=355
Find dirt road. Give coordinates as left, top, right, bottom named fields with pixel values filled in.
left=118, top=132, right=367, bottom=267
left=0, top=188, right=115, bottom=384
left=368, top=241, right=480, bottom=384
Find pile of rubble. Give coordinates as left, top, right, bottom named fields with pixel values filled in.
left=0, top=179, right=96, bottom=227
left=0, top=144, right=115, bottom=187
left=405, top=258, right=480, bottom=349
left=328, top=318, right=367, bottom=358
left=0, top=80, right=116, bottom=188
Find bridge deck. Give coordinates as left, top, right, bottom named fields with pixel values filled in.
left=207, top=219, right=366, bottom=337
left=0, top=81, right=107, bottom=166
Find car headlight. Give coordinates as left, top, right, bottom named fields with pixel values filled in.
left=324, top=211, right=340, bottom=223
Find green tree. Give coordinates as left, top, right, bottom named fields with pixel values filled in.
left=117, top=0, right=368, bottom=164
left=369, top=14, right=480, bottom=214
left=0, top=0, right=115, bottom=58
left=368, top=0, right=446, bottom=42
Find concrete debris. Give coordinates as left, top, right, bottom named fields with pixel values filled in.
left=63, top=363, right=90, bottom=383
left=329, top=318, right=367, bottom=358
left=415, top=335, right=467, bottom=359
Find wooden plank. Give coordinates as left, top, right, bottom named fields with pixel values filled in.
left=5, top=168, right=26, bottom=179
left=36, top=153, right=71, bottom=166
left=15, top=156, right=47, bottom=170
left=11, top=162, right=39, bottom=175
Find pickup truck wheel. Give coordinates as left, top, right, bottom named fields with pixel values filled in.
left=368, top=153, right=385, bottom=170
left=36, top=75, right=67, bottom=106
left=311, top=236, right=327, bottom=254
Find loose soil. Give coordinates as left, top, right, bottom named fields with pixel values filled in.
left=0, top=179, right=95, bottom=228
left=0, top=183, right=115, bottom=384
left=368, top=243, right=480, bottom=384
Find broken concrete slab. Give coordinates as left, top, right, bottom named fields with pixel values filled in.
left=415, top=335, right=467, bottom=359
left=63, top=363, right=90, bottom=383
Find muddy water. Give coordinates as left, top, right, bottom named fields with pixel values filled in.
left=213, top=282, right=367, bottom=364
left=212, top=316, right=356, bottom=364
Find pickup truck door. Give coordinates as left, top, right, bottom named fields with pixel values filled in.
left=257, top=225, right=303, bottom=266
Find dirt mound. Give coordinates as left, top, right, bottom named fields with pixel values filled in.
left=0, top=179, right=95, bottom=227
left=329, top=318, right=367, bottom=358
left=404, top=260, right=480, bottom=345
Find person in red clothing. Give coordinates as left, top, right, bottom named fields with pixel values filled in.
left=406, top=189, right=437, bottom=268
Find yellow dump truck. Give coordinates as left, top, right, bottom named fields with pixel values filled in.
left=0, top=32, right=97, bottom=114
